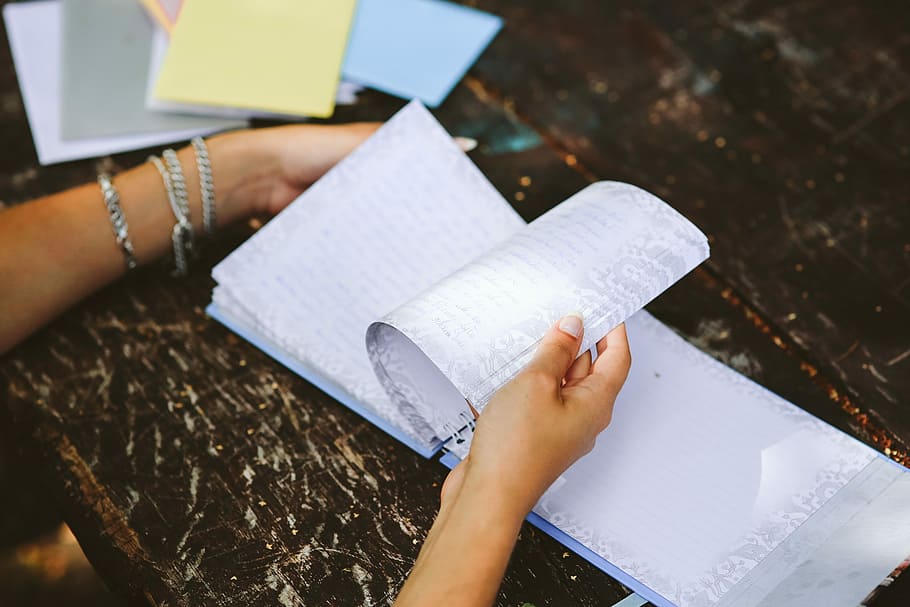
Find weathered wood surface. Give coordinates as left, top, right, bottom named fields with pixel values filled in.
left=473, top=0, right=910, bottom=449
left=1, top=0, right=909, bottom=605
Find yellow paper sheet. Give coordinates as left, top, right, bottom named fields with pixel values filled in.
left=153, top=0, right=357, bottom=118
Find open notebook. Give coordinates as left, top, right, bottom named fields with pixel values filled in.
left=209, top=102, right=910, bottom=607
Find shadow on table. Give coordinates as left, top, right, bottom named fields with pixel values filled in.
left=0, top=432, right=122, bottom=607
left=0, top=523, right=122, bottom=607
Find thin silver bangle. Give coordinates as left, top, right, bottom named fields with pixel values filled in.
left=191, top=137, right=216, bottom=235
left=97, top=173, right=138, bottom=271
left=149, top=155, right=193, bottom=276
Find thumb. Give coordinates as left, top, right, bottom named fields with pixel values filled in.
left=526, top=313, right=585, bottom=382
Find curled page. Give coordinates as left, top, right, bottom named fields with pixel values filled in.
left=367, top=182, right=710, bottom=442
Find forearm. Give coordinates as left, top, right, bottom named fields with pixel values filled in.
left=395, top=475, right=526, bottom=607
left=0, top=133, right=270, bottom=354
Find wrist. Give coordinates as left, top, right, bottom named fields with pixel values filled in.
left=203, top=129, right=280, bottom=224
left=397, top=469, right=523, bottom=607
left=455, top=464, right=538, bottom=527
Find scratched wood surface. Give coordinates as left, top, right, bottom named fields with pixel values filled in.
left=1, top=0, right=909, bottom=606
left=473, top=0, right=910, bottom=448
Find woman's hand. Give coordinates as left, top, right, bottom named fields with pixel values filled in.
left=0, top=122, right=378, bottom=353
left=202, top=122, right=380, bottom=226
left=442, top=315, right=631, bottom=517
left=396, top=315, right=631, bottom=607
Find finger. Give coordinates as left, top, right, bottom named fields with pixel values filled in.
left=595, top=335, right=608, bottom=356
left=592, top=323, right=631, bottom=384
left=525, top=314, right=585, bottom=382
left=279, top=122, right=380, bottom=185
left=455, top=137, right=478, bottom=152
left=465, top=399, right=479, bottom=418
left=564, top=350, right=592, bottom=387
left=566, top=324, right=631, bottom=430
left=317, top=122, right=381, bottom=166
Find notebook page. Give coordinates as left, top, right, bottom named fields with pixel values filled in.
left=212, top=101, right=524, bottom=448
left=446, top=311, right=877, bottom=607
left=534, top=312, right=876, bottom=606
left=367, top=182, right=709, bottom=441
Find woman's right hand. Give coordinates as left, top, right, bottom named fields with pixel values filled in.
left=442, top=316, right=632, bottom=518
left=395, top=316, right=630, bottom=607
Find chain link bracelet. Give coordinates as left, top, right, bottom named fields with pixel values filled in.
left=162, top=149, right=191, bottom=225
left=97, top=173, right=138, bottom=271
left=191, top=137, right=216, bottom=235
left=149, top=154, right=193, bottom=276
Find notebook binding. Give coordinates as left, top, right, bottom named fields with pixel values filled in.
left=443, top=410, right=477, bottom=445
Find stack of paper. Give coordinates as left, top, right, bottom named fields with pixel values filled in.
left=147, top=0, right=502, bottom=112
left=3, top=0, right=244, bottom=165
left=152, top=0, right=359, bottom=118
left=2, top=0, right=504, bottom=165
left=60, top=0, right=242, bottom=141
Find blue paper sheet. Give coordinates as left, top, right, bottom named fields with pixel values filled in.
left=342, top=0, right=502, bottom=107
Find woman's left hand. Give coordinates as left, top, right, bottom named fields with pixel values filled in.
left=202, top=123, right=380, bottom=226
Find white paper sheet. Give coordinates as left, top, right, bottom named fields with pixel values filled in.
left=445, top=311, right=877, bottom=607
left=367, top=181, right=709, bottom=441
left=3, top=1, right=243, bottom=166
left=211, top=101, right=524, bottom=446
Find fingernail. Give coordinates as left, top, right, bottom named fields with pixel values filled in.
left=455, top=136, right=478, bottom=152
left=558, top=313, right=584, bottom=338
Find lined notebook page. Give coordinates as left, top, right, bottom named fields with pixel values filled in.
left=367, top=182, right=708, bottom=441
left=449, top=311, right=875, bottom=607
left=212, top=101, right=524, bottom=448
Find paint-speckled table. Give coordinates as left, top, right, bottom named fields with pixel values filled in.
left=2, top=1, right=909, bottom=605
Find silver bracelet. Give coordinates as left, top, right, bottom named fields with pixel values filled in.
left=191, top=137, right=216, bottom=235
left=97, top=173, right=138, bottom=271
left=163, top=148, right=196, bottom=270
left=149, top=155, right=193, bottom=276
left=161, top=148, right=191, bottom=224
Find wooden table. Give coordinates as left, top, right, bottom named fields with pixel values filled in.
left=2, top=1, right=909, bottom=605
